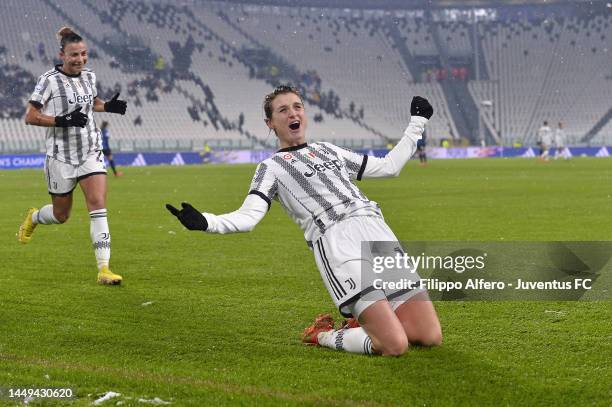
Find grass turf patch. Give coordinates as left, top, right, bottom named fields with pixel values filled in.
left=1, top=158, right=611, bottom=406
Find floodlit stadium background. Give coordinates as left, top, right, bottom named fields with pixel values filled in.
left=0, top=0, right=610, bottom=155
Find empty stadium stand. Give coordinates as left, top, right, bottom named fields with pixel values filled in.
left=0, top=0, right=610, bottom=153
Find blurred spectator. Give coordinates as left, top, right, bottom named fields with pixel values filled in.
left=0, top=63, right=36, bottom=119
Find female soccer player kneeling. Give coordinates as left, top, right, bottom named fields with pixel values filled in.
left=167, top=86, right=441, bottom=356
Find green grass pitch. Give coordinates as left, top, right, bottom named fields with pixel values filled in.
left=1, top=158, right=611, bottom=406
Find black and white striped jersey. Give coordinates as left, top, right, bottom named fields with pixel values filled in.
left=30, top=65, right=99, bottom=165
left=248, top=142, right=381, bottom=242
left=202, top=116, right=428, bottom=242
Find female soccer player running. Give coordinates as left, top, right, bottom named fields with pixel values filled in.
left=19, top=27, right=127, bottom=285
left=167, top=86, right=441, bottom=355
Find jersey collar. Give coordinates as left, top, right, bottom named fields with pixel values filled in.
left=55, top=64, right=82, bottom=78
left=277, top=143, right=308, bottom=153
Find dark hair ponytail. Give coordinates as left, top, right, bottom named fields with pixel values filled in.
left=57, top=26, right=83, bottom=50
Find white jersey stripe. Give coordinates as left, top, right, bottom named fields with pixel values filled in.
left=67, top=80, right=84, bottom=163
left=53, top=75, right=72, bottom=164
left=83, top=72, right=97, bottom=151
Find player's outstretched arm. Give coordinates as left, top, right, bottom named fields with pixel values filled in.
left=166, top=202, right=208, bottom=231
left=166, top=194, right=268, bottom=234
left=361, top=96, right=433, bottom=178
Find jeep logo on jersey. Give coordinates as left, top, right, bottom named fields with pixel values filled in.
left=303, top=159, right=343, bottom=177
left=67, top=94, right=93, bottom=105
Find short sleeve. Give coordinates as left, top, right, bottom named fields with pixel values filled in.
left=248, top=161, right=277, bottom=209
left=91, top=73, right=98, bottom=98
left=29, top=75, right=52, bottom=106
left=320, top=142, right=368, bottom=181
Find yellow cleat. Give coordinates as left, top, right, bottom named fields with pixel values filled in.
left=18, top=208, right=38, bottom=244
left=97, top=266, right=122, bottom=285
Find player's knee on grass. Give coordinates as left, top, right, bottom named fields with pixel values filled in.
left=375, top=332, right=409, bottom=356
left=408, top=326, right=442, bottom=347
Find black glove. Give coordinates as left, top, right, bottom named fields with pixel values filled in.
left=166, top=202, right=208, bottom=231
left=410, top=96, right=433, bottom=120
left=104, top=92, right=127, bottom=115
left=55, top=106, right=88, bottom=128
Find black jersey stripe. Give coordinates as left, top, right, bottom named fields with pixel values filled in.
left=313, top=143, right=367, bottom=201
left=53, top=75, right=72, bottom=164
left=248, top=190, right=272, bottom=210
left=271, top=155, right=341, bottom=223
left=293, top=147, right=352, bottom=206
left=42, top=70, right=60, bottom=79
left=357, top=155, right=368, bottom=181
left=332, top=144, right=363, bottom=176
left=252, top=162, right=269, bottom=191
left=319, top=240, right=346, bottom=296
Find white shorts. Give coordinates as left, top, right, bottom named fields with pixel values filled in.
left=311, top=215, right=425, bottom=318
left=44, top=152, right=107, bottom=195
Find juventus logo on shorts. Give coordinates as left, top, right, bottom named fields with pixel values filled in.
left=345, top=278, right=356, bottom=290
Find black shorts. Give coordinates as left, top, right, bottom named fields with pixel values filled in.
left=102, top=148, right=112, bottom=157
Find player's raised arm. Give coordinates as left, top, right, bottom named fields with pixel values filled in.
left=333, top=96, right=433, bottom=179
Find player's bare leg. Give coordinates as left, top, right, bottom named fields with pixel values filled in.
left=394, top=291, right=442, bottom=347
left=51, top=193, right=73, bottom=223
left=305, top=300, right=409, bottom=356
left=80, top=174, right=121, bottom=285
left=18, top=194, right=72, bottom=243
left=357, top=300, right=409, bottom=355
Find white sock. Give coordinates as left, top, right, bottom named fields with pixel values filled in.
left=33, top=204, right=60, bottom=225
left=317, top=327, right=373, bottom=355
left=90, top=209, right=110, bottom=270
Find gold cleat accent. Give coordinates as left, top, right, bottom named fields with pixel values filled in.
left=18, top=208, right=38, bottom=244
left=97, top=266, right=123, bottom=285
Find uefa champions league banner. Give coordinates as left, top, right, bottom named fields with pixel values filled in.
left=1, top=147, right=610, bottom=169
left=0, top=154, right=47, bottom=169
